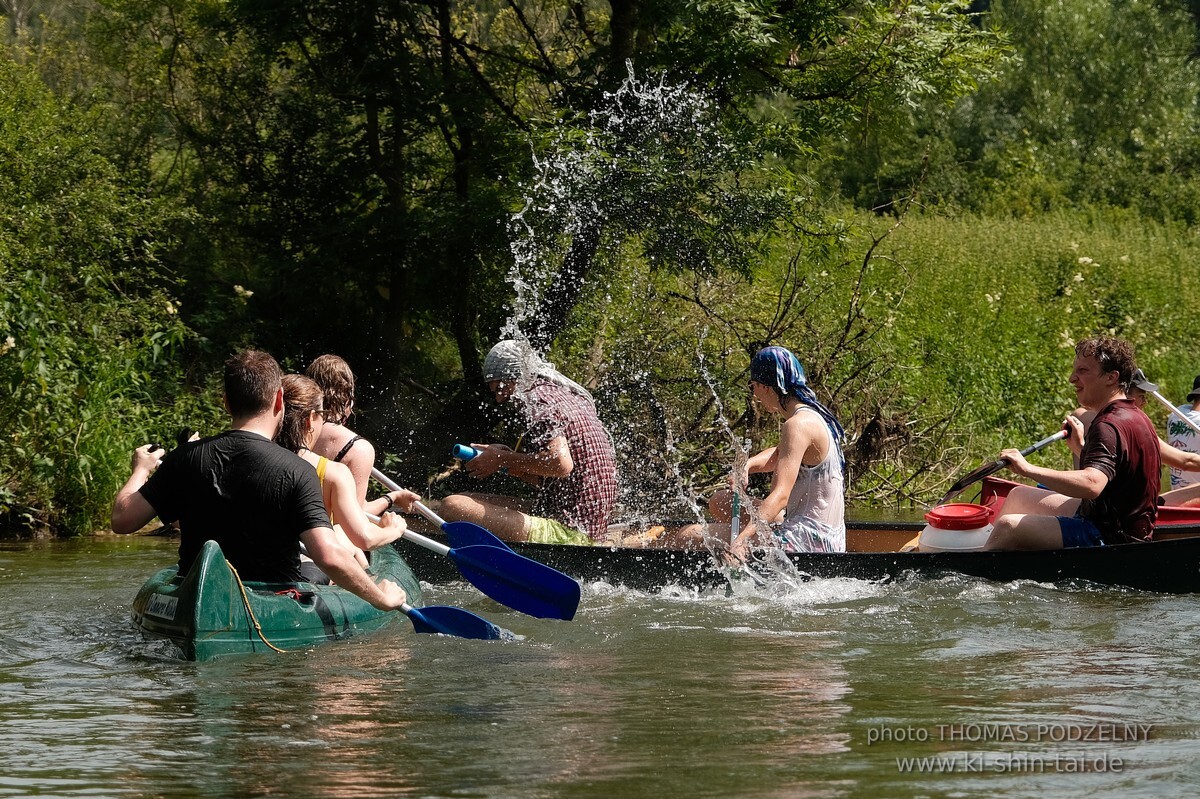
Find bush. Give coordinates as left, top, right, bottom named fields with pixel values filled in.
left=518, top=206, right=1200, bottom=516
left=0, top=57, right=222, bottom=536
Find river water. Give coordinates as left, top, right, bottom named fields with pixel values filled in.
left=2, top=535, right=1199, bottom=798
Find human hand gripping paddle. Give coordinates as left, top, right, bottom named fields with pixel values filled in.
left=938, top=429, right=1069, bottom=505
left=371, top=467, right=511, bottom=551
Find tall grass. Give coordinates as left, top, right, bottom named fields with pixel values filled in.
left=879, top=210, right=1197, bottom=442
left=539, top=207, right=1200, bottom=513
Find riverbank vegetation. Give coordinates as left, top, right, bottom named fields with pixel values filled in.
left=3, top=0, right=1200, bottom=534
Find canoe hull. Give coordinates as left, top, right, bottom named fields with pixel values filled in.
left=396, top=532, right=1200, bottom=594
left=132, top=540, right=421, bottom=660
left=397, top=473, right=1200, bottom=596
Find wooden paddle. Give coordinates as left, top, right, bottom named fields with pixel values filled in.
left=938, top=430, right=1068, bottom=505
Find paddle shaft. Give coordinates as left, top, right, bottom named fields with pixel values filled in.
left=365, top=510, right=452, bottom=557
left=372, top=466, right=406, bottom=496
left=372, top=469, right=461, bottom=525
left=1015, top=428, right=1070, bottom=459
left=939, top=429, right=1068, bottom=504
left=729, top=437, right=751, bottom=545
left=730, top=493, right=741, bottom=544
left=371, top=466, right=513, bottom=550
left=1148, top=389, right=1200, bottom=436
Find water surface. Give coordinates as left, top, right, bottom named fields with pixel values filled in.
left=2, top=536, right=1198, bottom=797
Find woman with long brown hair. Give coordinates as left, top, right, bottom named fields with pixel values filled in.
left=277, top=375, right=406, bottom=573
left=305, top=354, right=419, bottom=516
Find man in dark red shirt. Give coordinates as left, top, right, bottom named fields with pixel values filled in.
left=986, top=337, right=1160, bottom=549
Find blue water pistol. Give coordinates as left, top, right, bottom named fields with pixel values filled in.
left=452, top=444, right=480, bottom=461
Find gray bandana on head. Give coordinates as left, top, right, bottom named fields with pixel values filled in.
left=482, top=340, right=594, bottom=404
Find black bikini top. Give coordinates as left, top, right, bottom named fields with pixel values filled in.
left=334, top=435, right=363, bottom=463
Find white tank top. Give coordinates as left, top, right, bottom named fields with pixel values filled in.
left=779, top=407, right=846, bottom=552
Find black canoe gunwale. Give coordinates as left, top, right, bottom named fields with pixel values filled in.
left=396, top=473, right=1200, bottom=594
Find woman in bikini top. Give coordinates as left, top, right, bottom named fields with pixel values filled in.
left=278, top=375, right=407, bottom=556
left=305, top=354, right=419, bottom=517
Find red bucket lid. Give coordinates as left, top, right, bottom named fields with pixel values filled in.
left=924, top=503, right=993, bottom=530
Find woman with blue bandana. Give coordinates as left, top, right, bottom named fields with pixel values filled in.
left=723, top=345, right=846, bottom=559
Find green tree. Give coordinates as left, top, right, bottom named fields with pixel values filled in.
left=75, top=0, right=1004, bottom=370
left=0, top=56, right=215, bottom=535
left=837, top=0, right=1200, bottom=220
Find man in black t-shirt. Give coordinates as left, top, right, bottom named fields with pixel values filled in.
left=112, top=350, right=408, bottom=610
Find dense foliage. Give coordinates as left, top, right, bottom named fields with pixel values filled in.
left=0, top=57, right=222, bottom=534
left=3, top=0, right=1200, bottom=534
left=836, top=0, right=1200, bottom=221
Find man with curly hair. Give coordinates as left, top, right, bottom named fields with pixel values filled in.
left=986, top=337, right=1161, bottom=550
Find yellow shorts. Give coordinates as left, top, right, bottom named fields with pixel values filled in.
left=526, top=516, right=595, bottom=546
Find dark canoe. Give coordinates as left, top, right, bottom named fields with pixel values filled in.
left=395, top=478, right=1200, bottom=595
left=132, top=539, right=422, bottom=661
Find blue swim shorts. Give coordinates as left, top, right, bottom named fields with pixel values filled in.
left=1057, top=514, right=1104, bottom=549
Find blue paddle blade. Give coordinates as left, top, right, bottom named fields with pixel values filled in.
left=441, top=519, right=512, bottom=551
left=449, top=544, right=581, bottom=621
left=406, top=605, right=505, bottom=640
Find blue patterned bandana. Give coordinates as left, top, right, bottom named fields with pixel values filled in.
left=750, top=346, right=845, bottom=467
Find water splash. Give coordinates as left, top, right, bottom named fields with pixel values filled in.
left=498, top=63, right=743, bottom=525
left=493, top=61, right=819, bottom=581
left=503, top=61, right=735, bottom=346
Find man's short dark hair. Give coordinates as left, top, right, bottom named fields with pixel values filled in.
left=1075, top=337, right=1137, bottom=390
left=224, top=350, right=282, bottom=417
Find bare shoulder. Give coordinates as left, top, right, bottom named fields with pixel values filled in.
left=782, top=407, right=826, bottom=440
left=342, top=438, right=376, bottom=480
left=345, top=436, right=376, bottom=463
left=312, top=422, right=349, bottom=460
left=324, top=457, right=356, bottom=487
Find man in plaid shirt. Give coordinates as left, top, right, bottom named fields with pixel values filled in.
left=440, top=340, right=618, bottom=545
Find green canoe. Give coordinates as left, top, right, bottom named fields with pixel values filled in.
left=132, top=539, right=421, bottom=661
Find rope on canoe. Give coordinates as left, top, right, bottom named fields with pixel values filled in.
left=227, top=559, right=288, bottom=654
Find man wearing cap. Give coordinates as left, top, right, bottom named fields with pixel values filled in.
left=439, top=340, right=618, bottom=545
left=1167, top=375, right=1200, bottom=489
left=986, top=336, right=1161, bottom=550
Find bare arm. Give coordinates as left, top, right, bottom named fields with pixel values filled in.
left=1002, top=449, right=1109, bottom=500
left=341, top=439, right=376, bottom=509
left=467, top=437, right=574, bottom=480
left=1160, top=438, right=1200, bottom=472
left=731, top=422, right=811, bottom=559
left=300, top=527, right=407, bottom=611
left=746, top=447, right=778, bottom=474
left=325, top=462, right=407, bottom=550
left=111, top=445, right=165, bottom=533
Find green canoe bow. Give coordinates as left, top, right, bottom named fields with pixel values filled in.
left=132, top=539, right=421, bottom=661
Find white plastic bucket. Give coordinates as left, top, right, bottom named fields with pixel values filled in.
left=918, top=503, right=993, bottom=552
